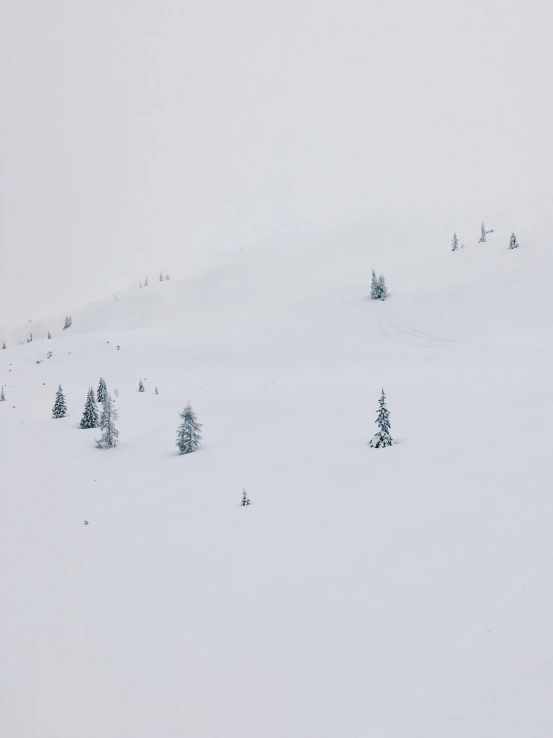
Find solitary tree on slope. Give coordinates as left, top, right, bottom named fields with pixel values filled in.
left=80, top=388, right=99, bottom=429
left=0, top=385, right=5, bottom=401
left=509, top=233, right=519, bottom=249
left=47, top=331, right=51, bottom=339
left=451, top=233, right=459, bottom=251
left=138, top=378, right=145, bottom=392
left=369, top=388, right=393, bottom=448
left=159, top=272, right=164, bottom=281
left=97, top=377, right=107, bottom=404
left=98, top=393, right=119, bottom=448
left=144, top=276, right=148, bottom=287
left=176, top=403, right=202, bottom=455
left=241, top=488, right=251, bottom=506
left=52, top=384, right=67, bottom=419
left=2, top=341, right=5, bottom=349
left=155, top=386, right=159, bottom=395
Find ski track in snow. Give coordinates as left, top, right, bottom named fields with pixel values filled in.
left=379, top=301, right=553, bottom=355
left=376, top=303, right=458, bottom=350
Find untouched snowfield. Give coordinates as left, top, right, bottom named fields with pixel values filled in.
left=2, top=229, right=553, bottom=737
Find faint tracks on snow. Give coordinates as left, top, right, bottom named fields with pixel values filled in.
left=377, top=302, right=553, bottom=354
left=376, top=303, right=460, bottom=350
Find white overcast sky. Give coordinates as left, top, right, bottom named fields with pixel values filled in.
left=1, top=0, right=552, bottom=325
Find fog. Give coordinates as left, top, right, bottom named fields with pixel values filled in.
left=1, top=0, right=552, bottom=325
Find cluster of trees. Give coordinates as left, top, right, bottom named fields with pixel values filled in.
left=52, top=378, right=119, bottom=448
left=51, top=377, right=202, bottom=455
left=451, top=223, right=520, bottom=251
left=370, top=270, right=388, bottom=300
left=139, top=273, right=170, bottom=288
left=63, top=315, right=73, bottom=330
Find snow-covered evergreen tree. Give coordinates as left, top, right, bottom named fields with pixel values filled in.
left=176, top=403, right=202, bottom=455
left=52, top=384, right=67, bottom=419
left=0, top=385, right=5, bottom=401
left=98, top=393, right=119, bottom=448
left=509, top=233, right=519, bottom=249
left=139, top=281, right=142, bottom=288
left=2, top=341, right=5, bottom=349
left=478, top=221, right=487, bottom=243
left=28, top=333, right=33, bottom=342
left=159, top=272, right=164, bottom=281
left=369, top=388, right=393, bottom=448
left=155, top=386, right=159, bottom=395
left=451, top=233, right=459, bottom=251
left=138, top=378, right=145, bottom=392
left=241, top=488, right=251, bottom=506
left=144, top=276, right=148, bottom=286
left=377, top=274, right=388, bottom=300
left=97, top=377, right=107, bottom=403
left=47, top=332, right=51, bottom=339
left=370, top=270, right=379, bottom=299
left=80, top=388, right=98, bottom=429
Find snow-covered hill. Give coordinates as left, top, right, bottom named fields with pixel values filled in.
left=2, top=229, right=552, bottom=738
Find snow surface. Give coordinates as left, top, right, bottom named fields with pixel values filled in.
left=2, top=230, right=553, bottom=737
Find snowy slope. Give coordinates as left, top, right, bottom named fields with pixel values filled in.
left=1, top=229, right=553, bottom=738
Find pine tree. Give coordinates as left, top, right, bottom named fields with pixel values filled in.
left=80, top=388, right=99, bottom=429
left=0, top=385, right=5, bottom=401
left=138, top=378, right=145, bottom=392
left=176, top=403, right=202, bottom=455
left=52, top=384, right=67, bottom=419
left=97, top=377, right=107, bottom=403
left=377, top=274, right=388, bottom=300
left=47, top=332, right=51, bottom=339
left=451, top=233, right=459, bottom=251
left=159, top=272, right=164, bottom=281
left=29, top=333, right=33, bottom=342
left=144, top=276, right=148, bottom=286
left=478, top=221, right=487, bottom=243
left=509, top=233, right=519, bottom=249
left=98, top=393, right=119, bottom=448
left=241, top=488, right=251, bottom=506
left=369, top=388, right=393, bottom=448
left=2, top=341, right=5, bottom=349
left=139, top=281, right=143, bottom=288
left=370, top=270, right=379, bottom=299
left=154, top=386, right=159, bottom=395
